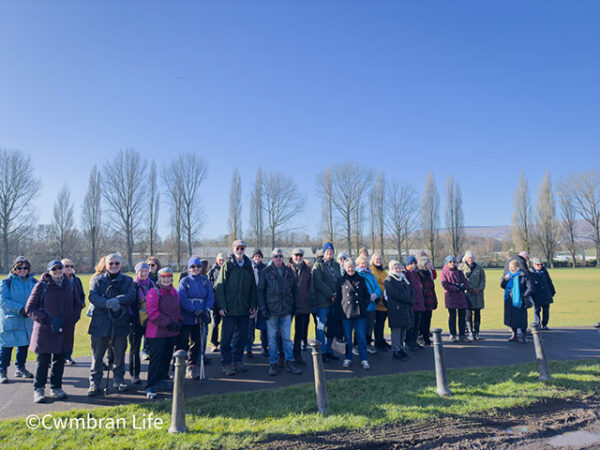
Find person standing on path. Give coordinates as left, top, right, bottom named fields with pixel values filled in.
left=288, top=248, right=311, bottom=364
left=403, top=256, right=426, bottom=351
left=441, top=255, right=470, bottom=343
left=26, top=260, right=82, bottom=403
left=369, top=253, right=389, bottom=351
left=417, top=257, right=438, bottom=346
left=129, top=262, right=154, bottom=385
left=87, top=253, right=135, bottom=396
left=247, top=249, right=267, bottom=358
left=215, top=240, right=257, bottom=376
left=0, top=257, right=37, bottom=384
left=208, top=253, right=225, bottom=352
left=529, top=258, right=556, bottom=330
left=61, top=258, right=85, bottom=366
left=502, top=259, right=535, bottom=343
left=384, top=260, right=414, bottom=361
left=459, top=251, right=486, bottom=341
left=355, top=256, right=382, bottom=355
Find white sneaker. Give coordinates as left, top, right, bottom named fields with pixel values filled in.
left=51, top=388, right=67, bottom=400
left=361, top=360, right=370, bottom=370
left=367, top=345, right=378, bottom=354
left=342, top=359, right=351, bottom=368
left=33, top=388, right=46, bottom=404
left=352, top=346, right=359, bottom=356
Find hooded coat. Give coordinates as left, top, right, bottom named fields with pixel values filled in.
left=459, top=262, right=486, bottom=309
left=214, top=254, right=257, bottom=316
left=311, top=257, right=342, bottom=310
left=88, top=271, right=136, bottom=338
left=288, top=260, right=312, bottom=315
left=404, top=269, right=426, bottom=312
left=145, top=285, right=183, bottom=338
left=529, top=267, right=556, bottom=306
left=0, top=273, right=37, bottom=348
left=384, top=273, right=414, bottom=328
left=178, top=273, right=215, bottom=325
left=441, top=265, right=469, bottom=309
left=26, top=273, right=82, bottom=354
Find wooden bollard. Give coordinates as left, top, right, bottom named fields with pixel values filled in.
left=530, top=322, right=551, bottom=381
left=168, top=350, right=188, bottom=433
left=309, top=340, right=329, bottom=414
left=432, top=328, right=452, bottom=397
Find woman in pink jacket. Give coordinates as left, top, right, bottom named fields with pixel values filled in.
left=145, top=268, right=182, bottom=399
left=440, top=255, right=469, bottom=343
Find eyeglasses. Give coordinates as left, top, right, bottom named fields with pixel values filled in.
left=50, top=266, right=63, bottom=271
left=235, top=246, right=245, bottom=251
left=108, top=262, right=121, bottom=267
left=64, top=265, right=74, bottom=269
left=293, top=254, right=303, bottom=257
left=15, top=266, right=30, bottom=271
left=148, top=263, right=156, bottom=267
left=190, top=265, right=200, bottom=269
left=273, top=255, right=283, bottom=259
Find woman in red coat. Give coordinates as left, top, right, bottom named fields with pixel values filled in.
left=26, top=260, right=82, bottom=404
left=440, top=255, right=469, bottom=343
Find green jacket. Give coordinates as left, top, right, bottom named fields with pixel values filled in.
left=459, top=262, right=486, bottom=309
left=215, top=254, right=258, bottom=316
left=311, top=257, right=342, bottom=310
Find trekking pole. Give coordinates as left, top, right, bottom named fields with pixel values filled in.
left=309, top=340, right=329, bottom=414
left=104, top=319, right=116, bottom=395
left=530, top=322, right=551, bottom=381
left=199, top=318, right=206, bottom=383
left=432, top=328, right=452, bottom=397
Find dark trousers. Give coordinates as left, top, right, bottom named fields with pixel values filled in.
left=220, top=315, right=249, bottom=365
left=0, top=345, right=28, bottom=372
left=406, top=311, right=423, bottom=345
left=466, top=308, right=482, bottom=334
left=128, top=323, right=146, bottom=377
left=176, top=324, right=201, bottom=366
left=147, top=336, right=177, bottom=389
left=374, top=310, right=388, bottom=347
left=90, top=335, right=127, bottom=388
left=534, top=304, right=550, bottom=327
left=293, top=313, right=310, bottom=357
left=34, top=353, right=66, bottom=390
left=419, top=310, right=433, bottom=343
left=448, top=308, right=467, bottom=336
left=211, top=310, right=222, bottom=347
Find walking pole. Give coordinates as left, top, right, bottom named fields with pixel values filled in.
left=199, top=316, right=206, bottom=383
left=104, top=319, right=116, bottom=395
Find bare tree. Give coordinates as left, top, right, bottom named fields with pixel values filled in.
left=316, top=168, right=335, bottom=243
left=369, top=189, right=377, bottom=252
left=564, top=171, right=600, bottom=268
left=0, top=149, right=42, bottom=270
left=82, top=165, right=102, bottom=269
left=353, top=198, right=364, bottom=252
left=372, top=171, right=386, bottom=256
left=101, top=149, right=148, bottom=270
left=421, top=171, right=440, bottom=266
left=51, top=184, right=75, bottom=258
left=261, top=171, right=304, bottom=249
left=249, top=168, right=264, bottom=248
left=512, top=172, right=532, bottom=255
left=330, top=163, right=373, bottom=255
left=228, top=168, right=242, bottom=241
left=534, top=172, right=559, bottom=267
left=162, top=163, right=185, bottom=267
left=557, top=180, right=578, bottom=268
left=445, top=175, right=464, bottom=258
left=387, top=181, right=417, bottom=261
left=148, top=160, right=160, bottom=256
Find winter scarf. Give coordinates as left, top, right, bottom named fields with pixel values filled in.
left=505, top=270, right=522, bottom=308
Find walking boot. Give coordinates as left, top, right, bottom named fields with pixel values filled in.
left=285, top=361, right=302, bottom=375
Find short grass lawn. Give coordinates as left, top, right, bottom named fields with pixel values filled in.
left=0, top=359, right=599, bottom=449
left=67, top=268, right=600, bottom=358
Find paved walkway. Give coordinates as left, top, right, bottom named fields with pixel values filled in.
left=1, top=327, right=599, bottom=419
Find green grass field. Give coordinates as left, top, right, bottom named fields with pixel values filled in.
left=0, top=358, right=599, bottom=449
left=68, top=268, right=600, bottom=358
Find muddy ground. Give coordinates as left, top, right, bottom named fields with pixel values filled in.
left=259, top=394, right=600, bottom=449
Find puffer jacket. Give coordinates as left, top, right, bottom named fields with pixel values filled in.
left=357, top=267, right=383, bottom=312
left=335, top=272, right=370, bottom=320
left=214, top=254, right=257, bottom=316
left=178, top=274, right=215, bottom=325
left=404, top=269, right=426, bottom=312
left=258, top=264, right=297, bottom=318
left=311, top=257, right=342, bottom=310
left=288, top=260, right=312, bottom=315
left=384, top=273, right=414, bottom=328
left=0, top=273, right=37, bottom=348
left=417, top=269, right=438, bottom=311
left=370, top=264, right=388, bottom=312
left=529, top=267, right=556, bottom=306
left=459, top=262, right=486, bottom=309
left=88, top=271, right=135, bottom=337
left=145, top=286, right=183, bottom=338
left=441, top=265, right=469, bottom=309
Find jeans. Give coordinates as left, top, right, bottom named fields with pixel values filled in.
left=0, top=345, right=28, bottom=372
left=293, top=313, right=310, bottom=357
left=391, top=327, right=408, bottom=352
left=146, top=336, right=177, bottom=388
left=315, top=307, right=333, bottom=354
left=374, top=310, right=388, bottom=347
left=266, top=315, right=293, bottom=364
left=448, top=308, right=466, bottom=336
left=342, top=317, right=367, bottom=361
left=90, top=335, right=127, bottom=388
left=466, top=308, right=481, bottom=334
left=534, top=304, right=550, bottom=327
left=128, top=323, right=146, bottom=377
left=34, top=353, right=66, bottom=390
left=220, top=315, right=249, bottom=365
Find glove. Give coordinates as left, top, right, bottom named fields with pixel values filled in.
left=167, top=321, right=176, bottom=331
left=370, top=293, right=377, bottom=302
left=200, top=310, right=211, bottom=324
left=110, top=298, right=122, bottom=312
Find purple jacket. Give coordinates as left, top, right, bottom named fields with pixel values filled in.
left=404, top=269, right=426, bottom=312
left=440, top=266, right=469, bottom=309
left=26, top=273, right=82, bottom=354
left=145, top=286, right=183, bottom=338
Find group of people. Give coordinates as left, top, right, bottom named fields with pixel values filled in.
left=0, top=242, right=557, bottom=404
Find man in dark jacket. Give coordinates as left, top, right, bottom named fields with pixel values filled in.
left=87, top=254, right=135, bottom=396
left=215, top=240, right=257, bottom=376
left=258, top=249, right=302, bottom=376
left=529, top=258, right=556, bottom=330
left=61, top=258, right=85, bottom=366
left=311, top=242, right=342, bottom=362
left=246, top=249, right=266, bottom=357
left=208, top=253, right=225, bottom=352
left=288, top=248, right=311, bottom=364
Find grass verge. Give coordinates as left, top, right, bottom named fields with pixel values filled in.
left=1, top=359, right=599, bottom=449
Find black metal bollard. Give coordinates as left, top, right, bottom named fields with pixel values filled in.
left=169, top=349, right=188, bottom=433
left=432, top=328, right=452, bottom=397
left=530, top=322, right=551, bottom=381
left=309, top=340, right=329, bottom=413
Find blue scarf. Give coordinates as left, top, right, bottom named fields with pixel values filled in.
left=505, top=270, right=522, bottom=308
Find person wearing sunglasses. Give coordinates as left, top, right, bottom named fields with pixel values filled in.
left=0, top=257, right=37, bottom=384
left=60, top=259, right=85, bottom=366
left=87, top=253, right=135, bottom=396
left=214, top=240, right=258, bottom=376
left=208, top=253, right=225, bottom=352
left=146, top=257, right=162, bottom=284
left=288, top=248, right=311, bottom=364
left=26, top=260, right=82, bottom=403
left=177, top=257, right=215, bottom=379
left=258, top=249, right=302, bottom=376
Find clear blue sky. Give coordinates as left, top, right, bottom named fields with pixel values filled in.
left=1, top=1, right=599, bottom=239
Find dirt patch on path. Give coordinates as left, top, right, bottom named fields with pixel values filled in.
left=258, top=395, right=600, bottom=449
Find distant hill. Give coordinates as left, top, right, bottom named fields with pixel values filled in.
left=462, top=220, right=594, bottom=242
